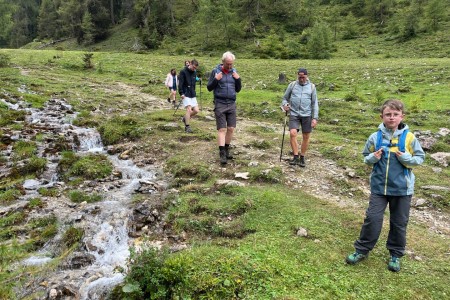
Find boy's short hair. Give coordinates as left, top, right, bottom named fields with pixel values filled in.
left=381, top=99, right=405, bottom=114
left=190, top=59, right=199, bottom=67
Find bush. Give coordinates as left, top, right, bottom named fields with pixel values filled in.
left=68, top=190, right=102, bottom=203
left=0, top=53, right=11, bottom=67
left=62, top=226, right=83, bottom=248
left=0, top=189, right=22, bottom=204
left=115, top=247, right=189, bottom=299
left=99, top=116, right=144, bottom=145
left=59, top=153, right=112, bottom=180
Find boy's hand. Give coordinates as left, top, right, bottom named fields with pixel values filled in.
left=395, top=151, right=404, bottom=157
left=374, top=148, right=383, bottom=159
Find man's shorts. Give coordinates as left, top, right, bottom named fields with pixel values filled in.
left=214, top=102, right=237, bottom=130
left=183, top=97, right=198, bottom=108
left=289, top=115, right=312, bottom=133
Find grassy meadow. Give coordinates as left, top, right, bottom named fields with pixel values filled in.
left=0, top=49, right=449, bottom=299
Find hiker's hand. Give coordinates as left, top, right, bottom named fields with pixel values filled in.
left=312, top=119, right=317, bottom=128
left=215, top=72, right=223, bottom=80
left=374, top=148, right=383, bottom=159
left=181, top=95, right=185, bottom=99
left=232, top=72, right=240, bottom=79
left=395, top=151, right=404, bottom=157
left=283, top=104, right=290, bottom=112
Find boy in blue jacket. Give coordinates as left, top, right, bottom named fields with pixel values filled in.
left=346, top=99, right=425, bottom=272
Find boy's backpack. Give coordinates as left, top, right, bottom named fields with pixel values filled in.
left=376, top=129, right=410, bottom=175
left=375, top=129, right=409, bottom=153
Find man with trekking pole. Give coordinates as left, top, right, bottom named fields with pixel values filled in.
left=281, top=68, right=319, bottom=167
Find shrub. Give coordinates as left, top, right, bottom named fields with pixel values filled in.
left=68, top=190, right=102, bottom=203
left=0, top=53, right=10, bottom=67
left=249, top=167, right=282, bottom=183
left=69, top=154, right=112, bottom=179
left=0, top=188, right=22, bottom=204
left=99, top=116, right=143, bottom=145
left=115, top=247, right=189, bottom=299
left=62, top=226, right=83, bottom=248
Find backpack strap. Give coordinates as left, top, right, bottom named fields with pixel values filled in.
left=287, top=81, right=297, bottom=104
left=398, top=129, right=408, bottom=152
left=376, top=129, right=410, bottom=174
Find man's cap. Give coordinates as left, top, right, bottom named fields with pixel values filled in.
left=298, top=68, right=308, bottom=75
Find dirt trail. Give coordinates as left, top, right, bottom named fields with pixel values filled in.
left=110, top=81, right=450, bottom=238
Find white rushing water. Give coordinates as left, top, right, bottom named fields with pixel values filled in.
left=6, top=96, right=157, bottom=299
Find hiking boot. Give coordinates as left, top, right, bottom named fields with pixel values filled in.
left=387, top=256, right=401, bottom=272
left=289, top=157, right=300, bottom=166
left=346, top=252, right=367, bottom=265
left=185, top=126, right=193, bottom=133
left=225, top=147, right=233, bottom=159
left=299, top=156, right=306, bottom=167
left=219, top=149, right=227, bottom=165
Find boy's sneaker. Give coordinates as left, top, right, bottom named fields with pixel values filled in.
left=289, top=157, right=300, bottom=166
left=387, top=256, right=401, bottom=272
left=299, top=156, right=306, bottom=167
left=346, top=252, right=367, bottom=265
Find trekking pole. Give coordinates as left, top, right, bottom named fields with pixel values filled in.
left=199, top=79, right=202, bottom=111
left=280, top=110, right=288, bottom=162
left=173, top=98, right=183, bottom=116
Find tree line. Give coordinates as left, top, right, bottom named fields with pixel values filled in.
left=0, top=0, right=447, bottom=58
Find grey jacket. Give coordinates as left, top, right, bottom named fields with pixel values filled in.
left=281, top=80, right=319, bottom=119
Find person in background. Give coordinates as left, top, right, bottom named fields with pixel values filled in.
left=345, top=99, right=425, bottom=272
left=178, top=59, right=200, bottom=133
left=207, top=51, right=242, bottom=165
left=164, top=68, right=178, bottom=105
left=281, top=68, right=318, bottom=167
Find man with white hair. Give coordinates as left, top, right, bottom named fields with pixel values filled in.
left=207, top=51, right=242, bottom=165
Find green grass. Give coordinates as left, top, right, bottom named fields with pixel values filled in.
left=117, top=187, right=449, bottom=299
left=0, top=49, right=449, bottom=299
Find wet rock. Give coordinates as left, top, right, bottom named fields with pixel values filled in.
left=23, top=179, right=41, bottom=190
left=47, top=284, right=79, bottom=300
left=63, top=252, right=95, bottom=269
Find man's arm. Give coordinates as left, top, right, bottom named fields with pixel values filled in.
left=207, top=69, right=218, bottom=92
left=178, top=71, right=185, bottom=96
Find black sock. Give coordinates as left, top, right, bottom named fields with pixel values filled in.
left=225, top=144, right=230, bottom=149
left=219, top=146, right=225, bottom=151
left=300, top=155, right=304, bottom=158
left=294, top=155, right=299, bottom=159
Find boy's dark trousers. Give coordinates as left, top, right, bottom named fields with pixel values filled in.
left=354, top=194, right=412, bottom=258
